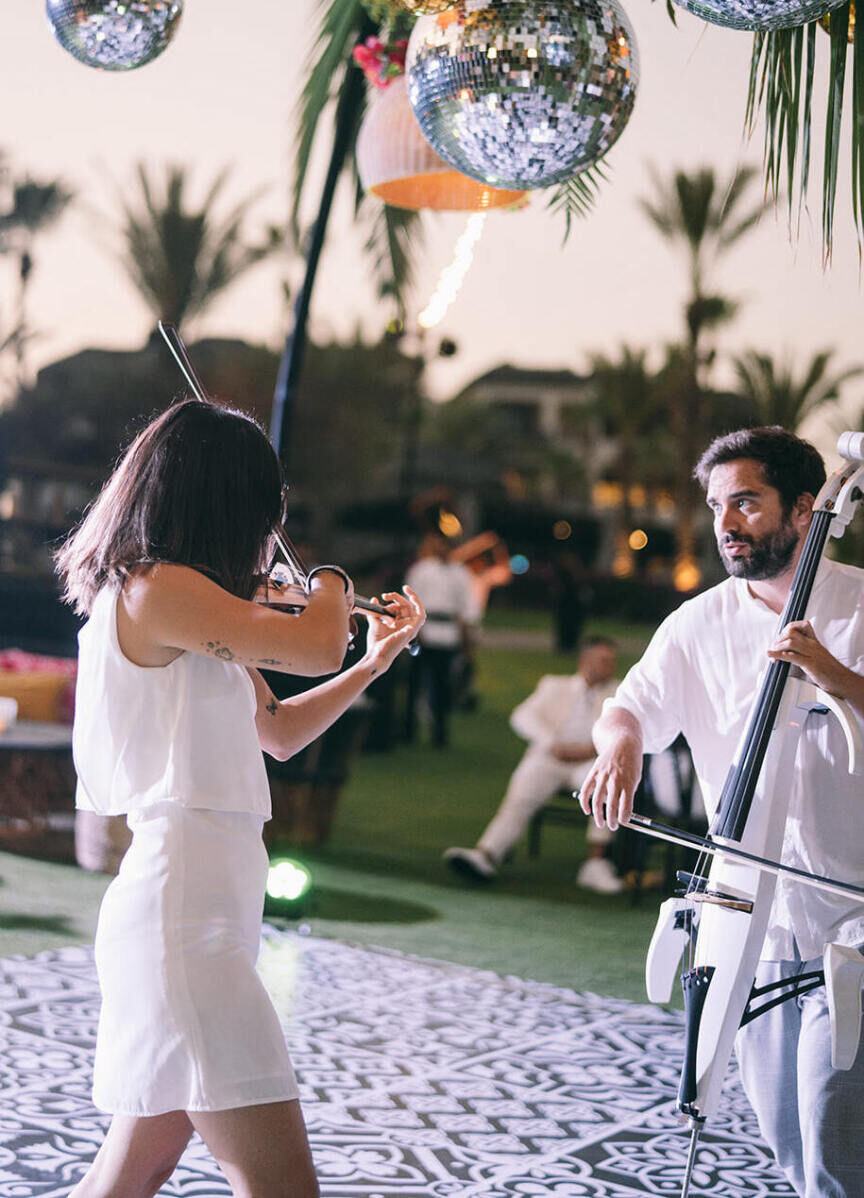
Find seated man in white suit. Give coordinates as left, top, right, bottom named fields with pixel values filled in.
left=444, top=637, right=621, bottom=891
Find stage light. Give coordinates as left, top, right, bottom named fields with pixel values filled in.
left=628, top=529, right=648, bottom=551
left=553, top=520, right=572, bottom=541
left=510, top=554, right=529, bottom=575
left=265, top=858, right=313, bottom=917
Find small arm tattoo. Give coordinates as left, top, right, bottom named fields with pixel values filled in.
left=203, top=640, right=235, bottom=662
left=258, top=658, right=282, bottom=666
left=265, top=696, right=278, bottom=716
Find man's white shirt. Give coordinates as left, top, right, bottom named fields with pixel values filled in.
left=606, top=557, right=864, bottom=960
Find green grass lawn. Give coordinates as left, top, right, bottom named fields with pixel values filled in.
left=0, top=614, right=680, bottom=1004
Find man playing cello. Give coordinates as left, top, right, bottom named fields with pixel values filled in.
left=581, top=427, right=864, bottom=1197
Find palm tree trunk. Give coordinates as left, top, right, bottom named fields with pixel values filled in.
left=270, top=15, right=375, bottom=470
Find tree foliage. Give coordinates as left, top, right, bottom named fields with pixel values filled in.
left=115, top=163, right=282, bottom=333
left=732, top=348, right=863, bottom=429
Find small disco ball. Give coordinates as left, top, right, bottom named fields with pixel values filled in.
left=406, top=0, right=638, bottom=191
left=46, top=0, right=183, bottom=71
left=674, top=0, right=846, bottom=29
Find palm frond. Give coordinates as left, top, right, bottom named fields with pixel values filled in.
left=732, top=346, right=863, bottom=427
left=824, top=4, right=850, bottom=259
left=546, top=159, right=612, bottom=240
left=116, top=163, right=280, bottom=329
left=292, top=0, right=371, bottom=238
left=363, top=204, right=423, bottom=318
left=747, top=7, right=864, bottom=259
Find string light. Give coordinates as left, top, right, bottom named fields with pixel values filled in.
left=418, top=213, right=486, bottom=330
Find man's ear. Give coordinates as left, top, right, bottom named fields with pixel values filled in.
left=794, top=492, right=816, bottom=528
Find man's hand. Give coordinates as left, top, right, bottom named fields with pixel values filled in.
left=578, top=708, right=644, bottom=831
left=767, top=620, right=864, bottom=719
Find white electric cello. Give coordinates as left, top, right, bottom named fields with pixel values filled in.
left=629, top=431, right=864, bottom=1196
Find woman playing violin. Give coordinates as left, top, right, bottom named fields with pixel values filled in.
left=581, top=427, right=864, bottom=1198
left=55, top=398, right=425, bottom=1198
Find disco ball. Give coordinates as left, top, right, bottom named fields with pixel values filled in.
left=406, top=0, right=638, bottom=191
left=46, top=0, right=183, bottom=71
left=674, top=0, right=846, bottom=29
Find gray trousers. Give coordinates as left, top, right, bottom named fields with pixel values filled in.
left=735, top=947, right=864, bottom=1198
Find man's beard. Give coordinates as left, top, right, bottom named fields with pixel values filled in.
left=718, top=520, right=800, bottom=580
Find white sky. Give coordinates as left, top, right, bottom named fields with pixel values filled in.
left=1, top=0, right=862, bottom=463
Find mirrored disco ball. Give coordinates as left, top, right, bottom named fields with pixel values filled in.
left=46, top=0, right=183, bottom=71
left=674, top=0, right=846, bottom=29
left=406, top=0, right=638, bottom=191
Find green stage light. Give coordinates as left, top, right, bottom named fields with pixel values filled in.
left=264, top=858, right=313, bottom=918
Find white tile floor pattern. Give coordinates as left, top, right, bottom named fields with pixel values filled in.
left=0, top=933, right=793, bottom=1196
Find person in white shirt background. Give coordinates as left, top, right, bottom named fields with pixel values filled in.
left=404, top=532, right=475, bottom=747
left=444, top=637, right=623, bottom=892
left=580, top=426, right=864, bottom=1198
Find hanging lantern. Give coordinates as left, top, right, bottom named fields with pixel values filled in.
left=406, top=0, right=638, bottom=192
left=819, top=0, right=856, bottom=37
left=46, top=0, right=183, bottom=71
left=674, top=0, right=846, bottom=30
left=356, top=76, right=526, bottom=210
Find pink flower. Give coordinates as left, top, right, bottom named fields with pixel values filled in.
left=352, top=37, right=409, bottom=88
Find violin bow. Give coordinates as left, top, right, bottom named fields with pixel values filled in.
left=157, top=320, right=397, bottom=623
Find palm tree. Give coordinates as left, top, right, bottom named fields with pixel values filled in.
left=115, top=163, right=282, bottom=334
left=0, top=170, right=73, bottom=385
left=292, top=1, right=420, bottom=316
left=732, top=349, right=863, bottom=431
left=640, top=165, right=767, bottom=586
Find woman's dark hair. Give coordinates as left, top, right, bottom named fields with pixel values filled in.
left=55, top=399, right=284, bottom=615
left=694, top=426, right=826, bottom=513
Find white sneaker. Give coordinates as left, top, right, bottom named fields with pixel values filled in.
left=577, top=856, right=625, bottom=894
left=443, top=846, right=497, bottom=881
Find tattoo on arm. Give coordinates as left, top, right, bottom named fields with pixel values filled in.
left=265, top=696, right=278, bottom=716
left=203, top=640, right=236, bottom=662
left=258, top=658, right=283, bottom=666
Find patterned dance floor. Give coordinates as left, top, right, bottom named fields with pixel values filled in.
left=0, top=933, right=793, bottom=1196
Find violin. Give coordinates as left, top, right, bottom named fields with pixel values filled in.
left=157, top=321, right=418, bottom=651
left=629, top=431, right=864, bottom=1196
left=256, top=561, right=389, bottom=619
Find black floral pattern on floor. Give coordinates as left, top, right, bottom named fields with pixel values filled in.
left=0, top=935, right=793, bottom=1196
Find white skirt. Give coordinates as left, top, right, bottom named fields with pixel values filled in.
left=92, top=802, right=298, bottom=1116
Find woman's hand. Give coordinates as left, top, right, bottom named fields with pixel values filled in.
left=363, top=586, right=425, bottom=673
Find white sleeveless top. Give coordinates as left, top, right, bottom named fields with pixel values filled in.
left=73, top=586, right=271, bottom=818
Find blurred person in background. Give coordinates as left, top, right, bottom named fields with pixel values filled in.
left=405, top=532, right=474, bottom=748
left=450, top=531, right=513, bottom=711
left=444, top=637, right=622, bottom=890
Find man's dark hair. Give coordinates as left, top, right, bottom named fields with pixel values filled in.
left=580, top=635, right=617, bottom=651
left=694, top=426, right=826, bottom=512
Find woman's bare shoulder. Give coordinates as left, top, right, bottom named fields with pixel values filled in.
left=124, top=562, right=224, bottom=608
